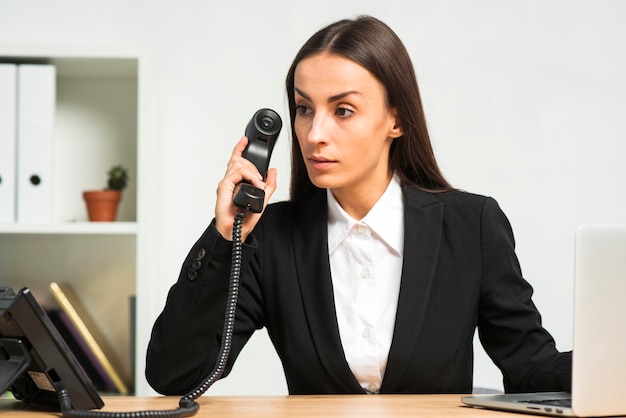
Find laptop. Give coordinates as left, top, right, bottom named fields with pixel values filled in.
left=462, top=224, right=626, bottom=417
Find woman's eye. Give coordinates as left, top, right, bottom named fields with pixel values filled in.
left=295, top=105, right=311, bottom=115
left=336, top=107, right=354, bottom=117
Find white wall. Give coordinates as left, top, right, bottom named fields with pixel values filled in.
left=2, top=0, right=625, bottom=395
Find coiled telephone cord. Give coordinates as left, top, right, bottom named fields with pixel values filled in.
left=59, top=208, right=249, bottom=417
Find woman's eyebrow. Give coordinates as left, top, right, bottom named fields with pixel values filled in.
left=294, top=87, right=311, bottom=101
left=295, top=87, right=360, bottom=103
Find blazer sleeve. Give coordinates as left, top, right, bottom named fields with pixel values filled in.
left=145, top=220, right=263, bottom=395
left=477, top=197, right=572, bottom=392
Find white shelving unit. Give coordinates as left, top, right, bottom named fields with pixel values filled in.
left=0, top=45, right=157, bottom=394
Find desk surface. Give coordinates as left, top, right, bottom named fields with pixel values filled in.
left=0, top=394, right=510, bottom=417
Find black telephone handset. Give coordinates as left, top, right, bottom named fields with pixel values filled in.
left=233, top=108, right=282, bottom=213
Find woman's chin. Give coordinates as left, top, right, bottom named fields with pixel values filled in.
left=308, top=175, right=339, bottom=190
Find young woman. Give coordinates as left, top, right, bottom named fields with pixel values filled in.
left=146, top=15, right=571, bottom=395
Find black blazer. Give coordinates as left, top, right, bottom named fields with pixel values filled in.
left=145, top=185, right=571, bottom=395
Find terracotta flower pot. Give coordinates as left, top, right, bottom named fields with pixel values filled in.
left=83, top=190, right=122, bottom=222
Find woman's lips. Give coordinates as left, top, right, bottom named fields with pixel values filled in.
left=308, top=157, right=336, bottom=171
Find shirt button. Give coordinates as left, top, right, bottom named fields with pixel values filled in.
left=360, top=268, right=370, bottom=279
left=367, top=383, right=380, bottom=393
left=361, top=328, right=371, bottom=339
left=356, top=224, right=366, bottom=235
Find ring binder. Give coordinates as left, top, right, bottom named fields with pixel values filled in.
left=0, top=63, right=17, bottom=223
left=16, top=64, right=56, bottom=223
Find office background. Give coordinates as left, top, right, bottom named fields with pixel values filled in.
left=1, top=0, right=625, bottom=396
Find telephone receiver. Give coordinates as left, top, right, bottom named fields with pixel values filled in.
left=233, top=108, right=282, bottom=213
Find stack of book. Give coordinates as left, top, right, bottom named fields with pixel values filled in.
left=47, top=282, right=130, bottom=395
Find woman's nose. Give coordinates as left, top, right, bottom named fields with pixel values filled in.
left=306, top=112, right=329, bottom=145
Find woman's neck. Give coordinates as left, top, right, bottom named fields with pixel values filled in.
left=330, top=172, right=393, bottom=220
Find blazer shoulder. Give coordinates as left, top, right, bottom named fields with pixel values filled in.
left=261, top=188, right=326, bottom=224
left=434, top=189, right=492, bottom=207
left=404, top=186, right=507, bottom=227
left=404, top=186, right=493, bottom=209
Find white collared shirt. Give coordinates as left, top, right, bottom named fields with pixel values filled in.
left=327, top=175, right=404, bottom=393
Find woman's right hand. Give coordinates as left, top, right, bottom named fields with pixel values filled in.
left=215, top=136, right=277, bottom=241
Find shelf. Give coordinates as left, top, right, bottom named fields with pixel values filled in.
left=0, top=45, right=150, bottom=394
left=1, top=49, right=138, bottom=224
left=0, top=221, right=137, bottom=235
left=0, top=45, right=140, bottom=78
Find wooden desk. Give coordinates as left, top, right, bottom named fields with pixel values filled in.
left=0, top=394, right=509, bottom=417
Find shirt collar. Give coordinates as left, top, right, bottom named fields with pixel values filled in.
left=327, top=175, right=404, bottom=256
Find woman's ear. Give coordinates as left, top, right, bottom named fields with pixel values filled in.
left=389, top=108, right=404, bottom=139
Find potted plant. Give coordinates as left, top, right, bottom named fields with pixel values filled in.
left=83, top=165, right=129, bottom=222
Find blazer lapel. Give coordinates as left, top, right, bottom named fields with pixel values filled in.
left=292, top=190, right=363, bottom=392
left=381, top=186, right=443, bottom=392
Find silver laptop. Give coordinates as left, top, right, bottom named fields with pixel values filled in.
left=463, top=224, right=626, bottom=417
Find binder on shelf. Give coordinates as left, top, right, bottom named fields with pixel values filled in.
left=0, top=63, right=17, bottom=223
left=16, top=64, right=56, bottom=223
left=49, top=282, right=130, bottom=394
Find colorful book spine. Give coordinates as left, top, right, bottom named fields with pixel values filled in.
left=49, top=282, right=129, bottom=394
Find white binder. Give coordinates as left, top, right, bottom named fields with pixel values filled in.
left=16, top=64, right=56, bottom=223
left=0, top=63, right=17, bottom=223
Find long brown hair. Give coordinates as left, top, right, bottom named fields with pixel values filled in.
left=286, top=15, right=453, bottom=201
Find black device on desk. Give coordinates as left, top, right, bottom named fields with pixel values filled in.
left=0, top=286, right=104, bottom=411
